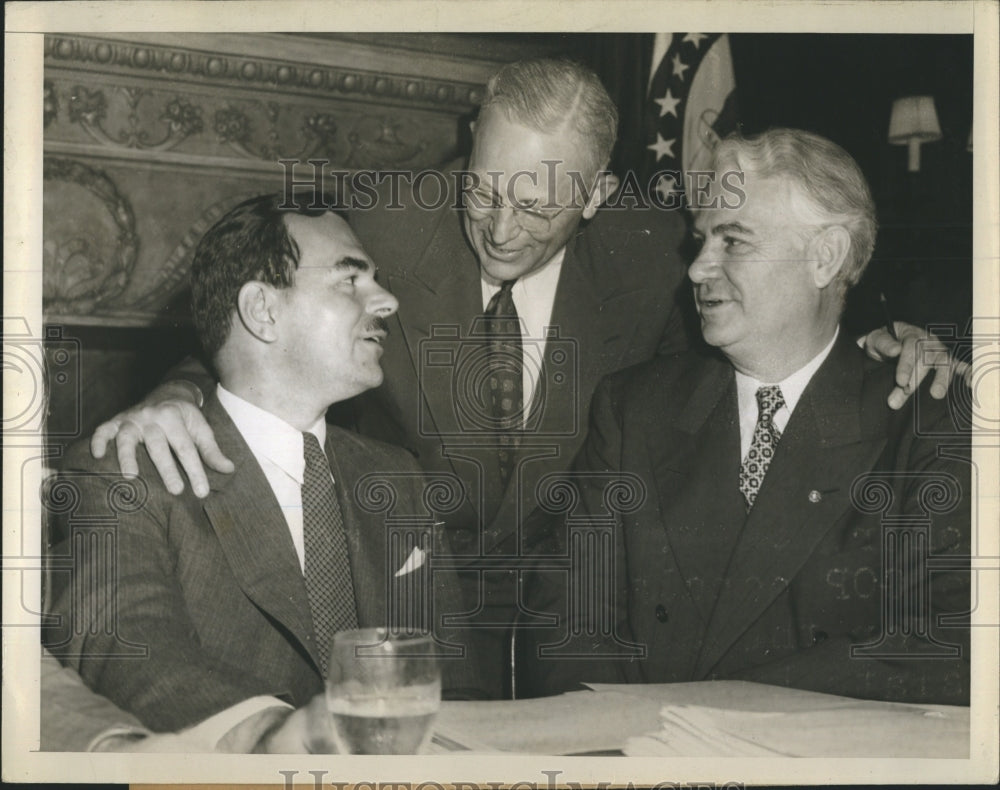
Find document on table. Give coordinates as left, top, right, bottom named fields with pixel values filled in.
left=623, top=701, right=969, bottom=758
left=432, top=689, right=663, bottom=754
left=584, top=682, right=969, bottom=758
left=431, top=681, right=969, bottom=757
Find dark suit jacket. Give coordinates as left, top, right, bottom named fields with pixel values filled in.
left=349, top=163, right=690, bottom=557
left=522, top=336, right=971, bottom=705
left=45, top=394, right=483, bottom=731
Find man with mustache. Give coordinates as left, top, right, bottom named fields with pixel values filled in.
left=86, top=60, right=960, bottom=699
left=521, top=128, right=970, bottom=705
left=46, top=195, right=483, bottom=732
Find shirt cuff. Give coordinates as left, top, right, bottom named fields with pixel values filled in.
left=87, top=725, right=150, bottom=752
left=182, top=695, right=293, bottom=751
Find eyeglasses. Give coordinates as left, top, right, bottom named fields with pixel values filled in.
left=463, top=184, right=575, bottom=237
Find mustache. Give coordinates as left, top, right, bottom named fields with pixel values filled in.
left=364, top=316, right=390, bottom=336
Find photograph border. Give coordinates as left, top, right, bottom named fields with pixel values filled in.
left=4, top=1, right=998, bottom=785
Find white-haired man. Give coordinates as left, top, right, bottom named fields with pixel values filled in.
left=522, top=128, right=970, bottom=705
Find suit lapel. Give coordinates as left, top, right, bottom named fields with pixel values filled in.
left=694, top=337, right=888, bottom=677
left=328, top=430, right=440, bottom=633
left=323, top=429, right=389, bottom=628
left=488, top=227, right=663, bottom=552
left=646, top=358, right=746, bottom=623
left=200, top=396, right=319, bottom=667
left=387, top=204, right=508, bottom=531
left=388, top=204, right=483, bottom=439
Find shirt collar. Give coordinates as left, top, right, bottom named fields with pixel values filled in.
left=216, top=384, right=327, bottom=486
left=735, top=327, right=840, bottom=416
left=481, top=246, right=566, bottom=298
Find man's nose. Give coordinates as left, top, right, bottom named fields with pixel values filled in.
left=367, top=283, right=399, bottom=317
left=688, top=247, right=717, bottom=284
left=489, top=206, right=520, bottom=245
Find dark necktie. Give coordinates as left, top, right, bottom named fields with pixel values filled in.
left=739, top=385, right=786, bottom=510
left=484, top=279, right=523, bottom=487
left=301, top=431, right=358, bottom=675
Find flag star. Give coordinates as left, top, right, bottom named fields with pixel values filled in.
left=654, top=88, right=682, bottom=118
left=655, top=174, right=679, bottom=201
left=683, top=33, right=709, bottom=47
left=671, top=53, right=689, bottom=81
left=647, top=133, right=676, bottom=162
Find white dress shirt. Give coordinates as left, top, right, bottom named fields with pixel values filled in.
left=216, top=383, right=329, bottom=574
left=481, top=247, right=565, bottom=423
left=735, top=328, right=840, bottom=460
left=187, top=385, right=331, bottom=739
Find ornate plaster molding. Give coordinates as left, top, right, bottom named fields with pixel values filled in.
left=45, top=34, right=486, bottom=111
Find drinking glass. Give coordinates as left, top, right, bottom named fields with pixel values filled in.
left=325, top=628, right=441, bottom=754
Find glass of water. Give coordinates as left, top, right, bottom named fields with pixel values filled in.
left=326, top=628, right=441, bottom=754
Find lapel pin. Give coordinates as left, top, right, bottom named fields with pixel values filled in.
left=808, top=490, right=823, bottom=503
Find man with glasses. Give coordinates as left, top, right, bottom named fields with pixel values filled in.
left=88, top=59, right=958, bottom=698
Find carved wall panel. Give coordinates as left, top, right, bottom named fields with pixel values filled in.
left=44, top=73, right=463, bottom=174
left=43, top=156, right=275, bottom=324
left=42, top=33, right=536, bottom=326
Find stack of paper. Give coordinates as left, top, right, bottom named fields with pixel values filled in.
left=625, top=700, right=969, bottom=758
left=432, top=682, right=969, bottom=756
left=434, top=689, right=663, bottom=754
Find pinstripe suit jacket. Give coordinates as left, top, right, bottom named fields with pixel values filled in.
left=46, top=394, right=482, bottom=732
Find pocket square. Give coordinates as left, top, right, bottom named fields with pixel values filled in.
left=394, top=546, right=427, bottom=577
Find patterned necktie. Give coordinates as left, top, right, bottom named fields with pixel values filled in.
left=739, top=385, right=786, bottom=511
left=301, top=432, right=358, bottom=675
left=484, top=279, right=523, bottom=487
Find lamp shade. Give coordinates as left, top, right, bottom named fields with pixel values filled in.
left=888, top=96, right=943, bottom=143
left=888, top=96, right=942, bottom=172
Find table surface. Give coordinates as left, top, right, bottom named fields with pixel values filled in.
left=431, top=681, right=970, bottom=757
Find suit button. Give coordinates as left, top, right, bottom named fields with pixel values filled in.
left=812, top=629, right=828, bottom=644
left=655, top=604, right=669, bottom=623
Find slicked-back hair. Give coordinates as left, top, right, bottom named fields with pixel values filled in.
left=714, top=128, right=878, bottom=293
left=479, top=57, right=619, bottom=174
left=190, top=193, right=347, bottom=359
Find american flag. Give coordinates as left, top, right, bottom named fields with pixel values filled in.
left=645, top=33, right=739, bottom=204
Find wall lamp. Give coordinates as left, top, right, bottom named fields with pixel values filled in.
left=888, top=95, right=942, bottom=172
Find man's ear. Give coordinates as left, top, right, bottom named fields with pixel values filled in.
left=236, top=281, right=279, bottom=343
left=809, top=225, right=851, bottom=289
left=581, top=170, right=621, bottom=220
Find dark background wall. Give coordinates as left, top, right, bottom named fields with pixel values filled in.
left=45, top=33, right=974, bottom=452
left=727, top=34, right=973, bottom=337
left=583, top=32, right=974, bottom=337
